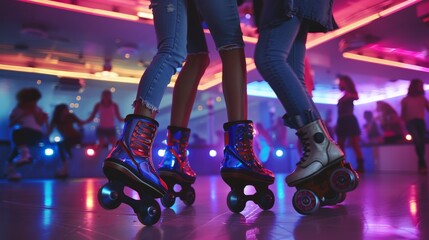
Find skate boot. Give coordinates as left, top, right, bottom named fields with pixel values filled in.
left=13, top=146, right=32, bottom=166
left=54, top=161, right=69, bottom=179
left=284, top=116, right=359, bottom=215
left=221, top=120, right=275, bottom=213
left=6, top=163, right=22, bottom=181
left=97, top=114, right=167, bottom=226
left=158, top=126, right=196, bottom=208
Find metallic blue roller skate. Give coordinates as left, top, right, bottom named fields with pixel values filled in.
left=221, top=120, right=275, bottom=213
left=97, top=114, right=167, bottom=226
left=158, top=126, right=196, bottom=208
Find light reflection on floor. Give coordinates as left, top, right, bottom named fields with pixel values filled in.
left=0, top=173, right=428, bottom=239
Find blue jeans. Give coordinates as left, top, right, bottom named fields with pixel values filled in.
left=255, top=16, right=321, bottom=128
left=189, top=0, right=244, bottom=53
left=136, top=0, right=244, bottom=112
left=136, top=0, right=188, bottom=112
left=188, top=0, right=244, bottom=54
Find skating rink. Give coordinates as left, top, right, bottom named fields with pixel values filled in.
left=1, top=173, right=428, bottom=240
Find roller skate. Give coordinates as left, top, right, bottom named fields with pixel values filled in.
left=221, top=120, right=275, bottom=213
left=284, top=116, right=359, bottom=215
left=13, top=146, right=33, bottom=166
left=97, top=114, right=167, bottom=226
left=5, top=163, right=22, bottom=181
left=158, top=126, right=196, bottom=208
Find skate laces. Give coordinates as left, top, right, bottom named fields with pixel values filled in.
left=235, top=125, right=264, bottom=168
left=297, top=131, right=311, bottom=164
left=130, top=121, right=156, bottom=159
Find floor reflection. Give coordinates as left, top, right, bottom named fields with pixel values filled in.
left=0, top=173, right=428, bottom=239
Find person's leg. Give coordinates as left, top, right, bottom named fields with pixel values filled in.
left=170, top=0, right=209, bottom=128
left=134, top=0, right=188, bottom=118
left=195, top=0, right=275, bottom=213
left=416, top=120, right=427, bottom=172
left=408, top=120, right=427, bottom=172
left=55, top=140, right=69, bottom=178
left=11, top=129, right=33, bottom=165
left=255, top=17, right=344, bottom=186
left=96, top=128, right=105, bottom=149
left=350, top=135, right=364, bottom=172
left=102, top=0, right=188, bottom=200
left=194, top=0, right=248, bottom=121
left=158, top=0, right=209, bottom=202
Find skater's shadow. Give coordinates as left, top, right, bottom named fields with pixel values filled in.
left=135, top=206, right=197, bottom=240
left=224, top=211, right=276, bottom=239
left=293, top=205, right=364, bottom=240
left=135, top=225, right=162, bottom=239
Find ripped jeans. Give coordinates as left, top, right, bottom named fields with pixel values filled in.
left=187, top=0, right=244, bottom=54
left=136, top=0, right=244, bottom=112
left=136, top=0, right=188, bottom=112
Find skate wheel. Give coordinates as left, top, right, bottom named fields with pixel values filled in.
left=181, top=187, right=196, bottom=206
left=161, top=192, right=176, bottom=208
left=137, top=198, right=161, bottom=226
left=227, top=191, right=246, bottom=213
left=258, top=189, right=275, bottom=210
left=330, top=168, right=357, bottom=192
left=98, top=183, right=122, bottom=210
left=292, top=189, right=320, bottom=215
left=321, top=192, right=346, bottom=206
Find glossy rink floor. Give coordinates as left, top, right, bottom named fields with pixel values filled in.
left=1, top=173, right=428, bottom=240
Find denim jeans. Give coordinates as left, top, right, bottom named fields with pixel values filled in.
left=190, top=0, right=244, bottom=52
left=255, top=16, right=321, bottom=127
left=136, top=0, right=188, bottom=112
left=137, top=0, right=244, bottom=112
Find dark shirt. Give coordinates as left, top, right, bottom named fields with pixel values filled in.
left=337, top=96, right=355, bottom=117
left=56, top=113, right=81, bottom=138
left=258, top=0, right=338, bottom=32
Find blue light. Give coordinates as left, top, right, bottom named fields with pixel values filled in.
left=44, top=148, right=54, bottom=156
left=275, top=148, right=285, bottom=158
left=158, top=149, right=166, bottom=157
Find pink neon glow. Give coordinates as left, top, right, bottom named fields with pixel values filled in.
left=343, top=52, right=429, bottom=73
left=368, top=44, right=428, bottom=60
left=19, top=0, right=140, bottom=21
left=409, top=185, right=418, bottom=222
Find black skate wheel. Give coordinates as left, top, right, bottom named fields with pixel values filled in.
left=292, top=189, right=320, bottom=215
left=161, top=192, right=176, bottom=208
left=321, top=192, right=346, bottom=206
left=227, top=191, right=246, bottom=213
left=330, top=168, right=357, bottom=192
left=137, top=199, right=161, bottom=226
left=98, top=183, right=122, bottom=210
left=258, top=189, right=275, bottom=210
left=181, top=187, right=196, bottom=206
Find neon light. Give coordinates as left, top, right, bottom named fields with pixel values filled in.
left=307, top=0, right=421, bottom=49
left=343, top=52, right=429, bottom=73
left=248, top=80, right=429, bottom=105
left=44, top=148, right=54, bottom=156
left=85, top=179, right=95, bottom=210
left=20, top=0, right=140, bottom=21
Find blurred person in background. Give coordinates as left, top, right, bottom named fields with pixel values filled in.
left=376, top=100, right=404, bottom=144
left=6, top=88, right=48, bottom=181
left=85, top=90, right=123, bottom=149
left=401, top=79, right=428, bottom=174
left=335, top=75, right=364, bottom=172
left=49, top=104, right=85, bottom=178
